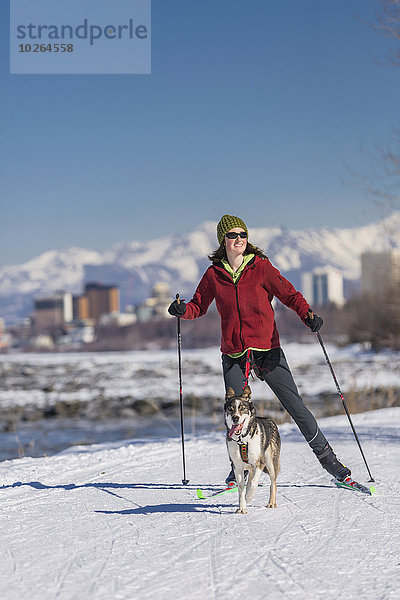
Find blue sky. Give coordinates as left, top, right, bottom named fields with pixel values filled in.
left=1, top=0, right=399, bottom=266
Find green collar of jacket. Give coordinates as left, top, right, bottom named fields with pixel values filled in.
left=221, top=253, right=255, bottom=283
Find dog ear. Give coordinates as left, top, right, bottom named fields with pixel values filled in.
left=225, top=387, right=235, bottom=399
left=242, top=386, right=252, bottom=399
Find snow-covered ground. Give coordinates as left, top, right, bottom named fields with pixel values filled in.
left=1, top=407, right=399, bottom=600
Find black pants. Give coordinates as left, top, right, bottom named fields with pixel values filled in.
left=222, top=348, right=327, bottom=455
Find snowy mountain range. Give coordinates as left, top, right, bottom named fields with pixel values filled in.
left=1, top=213, right=399, bottom=324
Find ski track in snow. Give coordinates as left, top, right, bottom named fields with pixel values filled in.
left=1, top=409, right=400, bottom=600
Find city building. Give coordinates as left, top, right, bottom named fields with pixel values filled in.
left=361, top=250, right=400, bottom=295
left=33, top=292, right=73, bottom=333
left=99, top=312, right=137, bottom=327
left=301, top=266, right=345, bottom=307
left=72, top=295, right=89, bottom=320
left=0, top=318, right=11, bottom=350
left=136, top=282, right=173, bottom=322
left=30, top=334, right=55, bottom=349
left=58, top=325, right=96, bottom=347
left=78, top=283, right=120, bottom=321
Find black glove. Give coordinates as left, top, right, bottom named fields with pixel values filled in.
left=305, top=311, right=323, bottom=332
left=168, top=299, right=187, bottom=317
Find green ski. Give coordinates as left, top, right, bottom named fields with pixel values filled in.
left=196, top=482, right=237, bottom=500
left=334, top=476, right=376, bottom=496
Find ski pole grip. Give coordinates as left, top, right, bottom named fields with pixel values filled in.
left=176, top=293, right=180, bottom=305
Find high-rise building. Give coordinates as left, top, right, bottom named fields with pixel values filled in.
left=301, top=266, right=345, bottom=307
left=33, top=292, right=73, bottom=332
left=73, top=295, right=90, bottom=320
left=361, top=250, right=400, bottom=295
left=84, top=283, right=120, bottom=320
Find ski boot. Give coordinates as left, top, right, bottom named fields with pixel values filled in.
left=316, top=443, right=351, bottom=482
left=225, top=466, right=248, bottom=485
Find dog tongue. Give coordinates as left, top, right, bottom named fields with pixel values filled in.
left=229, top=423, right=242, bottom=437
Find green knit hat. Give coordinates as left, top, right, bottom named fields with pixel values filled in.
left=217, top=214, right=248, bottom=245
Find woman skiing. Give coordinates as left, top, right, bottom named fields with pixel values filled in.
left=168, top=214, right=351, bottom=483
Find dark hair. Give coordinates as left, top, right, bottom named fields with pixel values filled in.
left=208, top=241, right=268, bottom=263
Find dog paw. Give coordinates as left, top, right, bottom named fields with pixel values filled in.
left=266, top=503, right=277, bottom=508
left=235, top=508, right=248, bottom=514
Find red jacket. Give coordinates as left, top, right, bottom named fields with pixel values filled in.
left=182, top=255, right=310, bottom=354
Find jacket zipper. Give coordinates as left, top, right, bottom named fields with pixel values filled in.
left=215, top=258, right=256, bottom=353
left=234, top=276, right=246, bottom=352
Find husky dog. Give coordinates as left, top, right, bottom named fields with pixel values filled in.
left=224, top=386, right=281, bottom=514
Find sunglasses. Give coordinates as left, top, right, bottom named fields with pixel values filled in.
left=225, top=231, right=248, bottom=239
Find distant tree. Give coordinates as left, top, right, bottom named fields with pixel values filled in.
left=373, top=0, right=400, bottom=65
left=361, top=1, right=400, bottom=219
left=357, top=134, right=400, bottom=227
left=346, top=286, right=400, bottom=350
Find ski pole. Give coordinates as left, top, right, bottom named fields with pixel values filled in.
left=176, top=294, right=189, bottom=485
left=317, top=332, right=375, bottom=482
